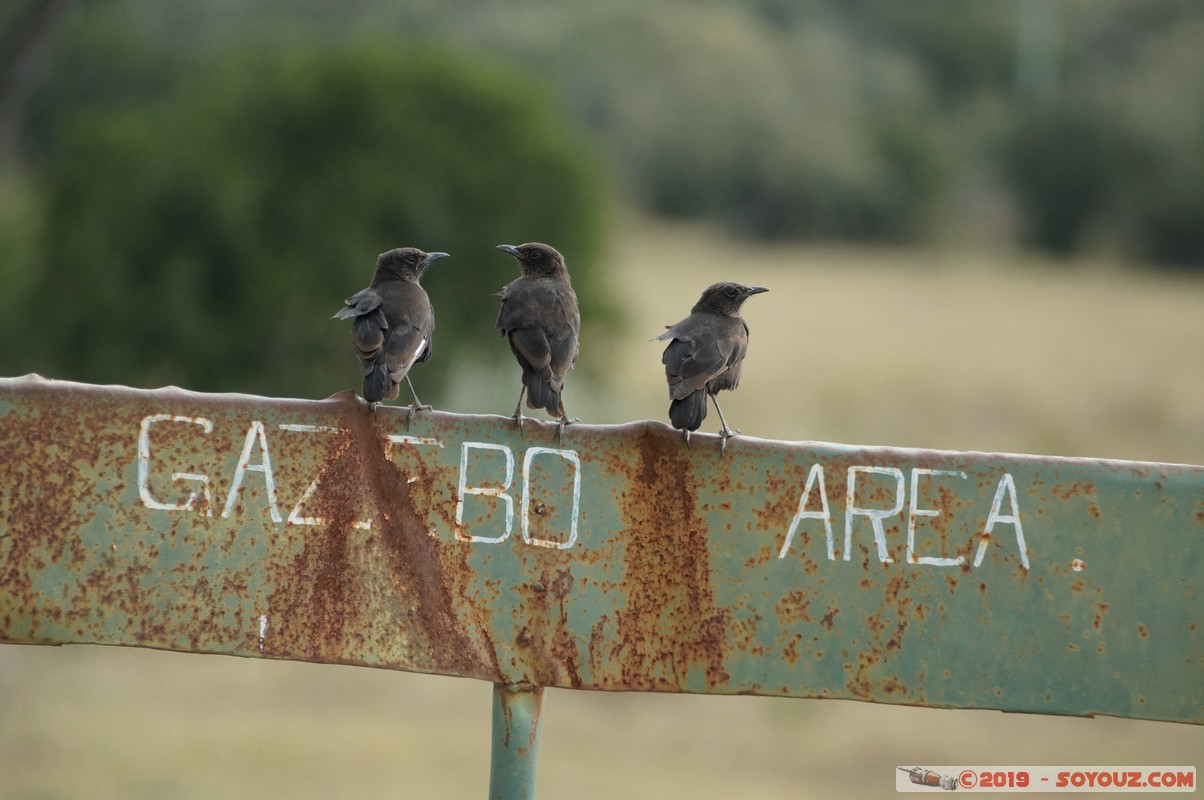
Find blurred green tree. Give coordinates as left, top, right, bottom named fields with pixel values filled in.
left=6, top=0, right=1204, bottom=275
left=1002, top=101, right=1141, bottom=254
left=0, top=0, right=72, bottom=160
left=1002, top=11, right=1204, bottom=267
left=13, top=43, right=607, bottom=399
left=526, top=5, right=951, bottom=242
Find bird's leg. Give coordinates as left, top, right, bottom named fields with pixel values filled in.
left=554, top=399, right=581, bottom=446
left=405, top=375, right=432, bottom=411
left=555, top=415, right=577, bottom=446
left=710, top=394, right=740, bottom=455
left=511, top=387, right=527, bottom=436
left=682, top=428, right=692, bottom=449
left=404, top=375, right=431, bottom=428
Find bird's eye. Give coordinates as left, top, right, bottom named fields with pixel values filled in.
left=726, top=286, right=739, bottom=297
left=407, top=254, right=418, bottom=264
left=529, top=250, right=543, bottom=260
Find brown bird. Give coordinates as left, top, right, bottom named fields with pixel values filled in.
left=495, top=242, right=580, bottom=438
left=659, top=282, right=768, bottom=451
left=333, top=247, right=448, bottom=417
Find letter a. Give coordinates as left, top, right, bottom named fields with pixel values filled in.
left=779, top=464, right=835, bottom=560
left=222, top=420, right=283, bottom=523
left=974, top=472, right=1029, bottom=569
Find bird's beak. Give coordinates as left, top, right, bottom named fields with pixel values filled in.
left=496, top=244, right=520, bottom=257
left=421, top=252, right=450, bottom=268
left=744, top=286, right=769, bottom=297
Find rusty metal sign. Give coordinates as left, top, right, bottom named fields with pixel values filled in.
left=1, top=375, right=1201, bottom=725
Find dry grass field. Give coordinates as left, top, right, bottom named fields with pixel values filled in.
left=578, top=218, right=1204, bottom=464
left=2, top=219, right=1202, bottom=798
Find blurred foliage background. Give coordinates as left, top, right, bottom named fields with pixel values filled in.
left=1, top=0, right=1203, bottom=401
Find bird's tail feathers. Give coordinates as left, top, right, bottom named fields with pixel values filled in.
left=669, top=391, right=707, bottom=432
left=363, top=366, right=399, bottom=404
left=523, top=369, right=564, bottom=416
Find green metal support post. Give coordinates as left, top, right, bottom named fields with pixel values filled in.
left=490, top=684, right=545, bottom=800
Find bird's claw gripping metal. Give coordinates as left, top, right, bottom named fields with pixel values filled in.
left=405, top=402, right=432, bottom=428
left=555, top=416, right=579, bottom=446
left=711, top=393, right=740, bottom=455
left=403, top=377, right=430, bottom=427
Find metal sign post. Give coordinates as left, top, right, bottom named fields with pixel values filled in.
left=490, top=684, right=544, bottom=799
left=1, top=376, right=1200, bottom=796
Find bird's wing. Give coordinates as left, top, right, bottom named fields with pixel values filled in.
left=350, top=309, right=388, bottom=376
left=494, top=280, right=523, bottom=333
left=706, top=323, right=748, bottom=392
left=661, top=318, right=742, bottom=398
left=496, top=281, right=542, bottom=333
left=335, top=287, right=389, bottom=376
left=663, top=334, right=726, bottom=399
left=661, top=337, right=695, bottom=399
left=546, top=287, right=581, bottom=378
left=382, top=323, right=430, bottom=382
left=333, top=287, right=381, bottom=320
left=497, top=280, right=580, bottom=380
left=679, top=339, right=731, bottom=389
left=547, top=324, right=578, bottom=379
left=508, top=327, right=552, bottom=373
left=382, top=282, right=435, bottom=365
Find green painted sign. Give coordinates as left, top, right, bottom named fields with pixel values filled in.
left=1, top=376, right=1201, bottom=725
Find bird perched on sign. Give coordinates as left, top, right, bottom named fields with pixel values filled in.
left=659, top=282, right=768, bottom=451
left=332, top=247, right=449, bottom=417
left=495, top=242, right=580, bottom=439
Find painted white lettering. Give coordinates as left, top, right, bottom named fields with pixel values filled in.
left=387, top=432, right=445, bottom=487
left=974, top=472, right=1029, bottom=569
left=844, top=466, right=905, bottom=563
left=280, top=424, right=381, bottom=529
left=137, top=414, right=215, bottom=514
left=779, top=463, right=834, bottom=560
left=520, top=447, right=582, bottom=549
left=455, top=442, right=515, bottom=543
left=387, top=433, right=444, bottom=450
left=286, top=475, right=325, bottom=526
left=279, top=424, right=340, bottom=526
left=222, top=420, right=282, bottom=523
left=907, top=468, right=968, bottom=566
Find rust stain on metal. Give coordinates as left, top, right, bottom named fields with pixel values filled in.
left=543, top=568, right=585, bottom=688
left=604, top=429, right=730, bottom=690
left=846, top=572, right=914, bottom=700
left=775, top=591, right=814, bottom=625
left=267, top=426, right=358, bottom=661
left=269, top=392, right=496, bottom=678
left=0, top=380, right=135, bottom=642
